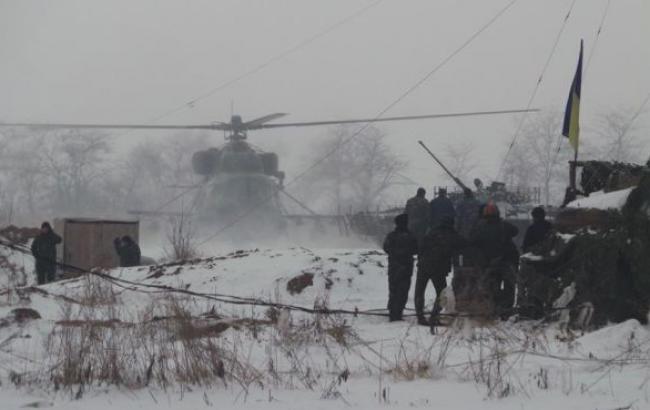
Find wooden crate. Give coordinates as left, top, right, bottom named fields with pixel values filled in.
left=54, top=218, right=139, bottom=272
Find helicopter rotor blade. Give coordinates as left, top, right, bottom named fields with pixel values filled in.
left=0, top=122, right=231, bottom=131
left=0, top=108, right=537, bottom=133
left=243, top=113, right=288, bottom=129
left=256, top=109, right=539, bottom=129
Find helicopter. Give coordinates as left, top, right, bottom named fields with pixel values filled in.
left=0, top=108, right=537, bottom=235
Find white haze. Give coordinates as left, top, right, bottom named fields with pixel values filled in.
left=0, top=0, right=648, bottom=244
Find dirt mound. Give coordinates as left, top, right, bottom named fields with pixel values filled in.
left=0, top=225, right=40, bottom=245
left=11, top=308, right=41, bottom=323
left=286, top=272, right=314, bottom=295
left=0, top=308, right=41, bottom=328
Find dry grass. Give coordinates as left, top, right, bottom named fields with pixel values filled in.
left=77, top=274, right=118, bottom=307
left=165, top=213, right=200, bottom=261
left=11, top=271, right=644, bottom=403
left=385, top=327, right=441, bottom=382
left=0, top=248, right=29, bottom=305
left=31, top=275, right=365, bottom=399
left=42, top=293, right=268, bottom=396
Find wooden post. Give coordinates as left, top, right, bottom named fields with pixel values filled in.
left=569, top=145, right=579, bottom=190
left=569, top=160, right=577, bottom=190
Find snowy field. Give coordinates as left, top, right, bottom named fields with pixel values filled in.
left=0, top=247, right=648, bottom=410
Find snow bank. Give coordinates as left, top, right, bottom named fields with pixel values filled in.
left=566, top=187, right=633, bottom=210
left=573, top=319, right=650, bottom=359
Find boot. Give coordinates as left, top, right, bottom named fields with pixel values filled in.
left=416, top=314, right=428, bottom=326
left=429, top=302, right=443, bottom=326
left=429, top=315, right=444, bottom=326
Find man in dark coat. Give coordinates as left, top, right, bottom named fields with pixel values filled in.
left=470, top=203, right=519, bottom=316
left=404, top=187, right=430, bottom=247
left=31, top=222, right=62, bottom=285
left=383, top=213, right=418, bottom=322
left=415, top=216, right=465, bottom=325
left=114, top=235, right=141, bottom=267
left=429, top=188, right=456, bottom=230
left=455, top=188, right=481, bottom=239
left=522, top=206, right=552, bottom=253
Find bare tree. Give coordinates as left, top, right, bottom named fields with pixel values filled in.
left=502, top=111, right=572, bottom=206
left=0, top=128, right=211, bottom=224
left=593, top=109, right=644, bottom=163
left=40, top=130, right=111, bottom=215
left=108, top=132, right=210, bottom=214
left=0, top=128, right=45, bottom=220
left=299, top=125, right=407, bottom=212
left=0, top=128, right=112, bottom=221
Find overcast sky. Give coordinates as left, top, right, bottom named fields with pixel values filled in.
left=1, top=0, right=648, bottom=199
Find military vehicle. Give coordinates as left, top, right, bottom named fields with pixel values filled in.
left=519, top=159, right=650, bottom=327
left=349, top=140, right=541, bottom=245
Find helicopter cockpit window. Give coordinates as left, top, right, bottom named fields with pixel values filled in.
left=220, top=151, right=264, bottom=174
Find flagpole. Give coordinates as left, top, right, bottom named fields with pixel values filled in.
left=563, top=39, right=583, bottom=193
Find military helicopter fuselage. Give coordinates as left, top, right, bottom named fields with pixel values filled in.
left=191, top=128, right=285, bottom=227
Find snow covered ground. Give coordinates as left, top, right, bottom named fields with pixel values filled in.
left=566, top=188, right=634, bottom=210
left=0, top=247, right=648, bottom=409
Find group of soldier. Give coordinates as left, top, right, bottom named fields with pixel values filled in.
left=383, top=187, right=552, bottom=324
left=30, top=221, right=141, bottom=285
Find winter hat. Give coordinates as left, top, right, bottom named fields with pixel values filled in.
left=531, top=206, right=545, bottom=219
left=394, top=213, right=409, bottom=227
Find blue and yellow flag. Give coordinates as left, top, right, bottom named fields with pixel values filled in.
left=562, top=40, right=583, bottom=153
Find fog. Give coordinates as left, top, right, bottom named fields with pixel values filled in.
left=0, top=0, right=648, bottom=247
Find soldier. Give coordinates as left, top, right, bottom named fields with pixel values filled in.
left=522, top=206, right=552, bottom=253
left=114, top=236, right=141, bottom=267
left=404, top=187, right=429, bottom=246
left=415, top=216, right=465, bottom=325
left=383, top=213, right=418, bottom=322
left=429, top=188, right=456, bottom=230
left=473, top=178, right=488, bottom=203
left=455, top=188, right=481, bottom=239
left=470, top=203, right=519, bottom=317
left=31, top=222, right=62, bottom=284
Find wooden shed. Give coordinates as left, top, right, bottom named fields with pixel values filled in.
left=54, top=218, right=139, bottom=271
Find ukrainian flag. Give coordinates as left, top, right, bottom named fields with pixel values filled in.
left=562, top=40, right=583, bottom=153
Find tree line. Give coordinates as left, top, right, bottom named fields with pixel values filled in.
left=0, top=107, right=644, bottom=226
